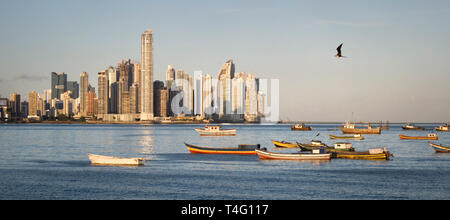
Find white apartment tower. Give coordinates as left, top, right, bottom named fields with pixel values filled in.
left=140, top=29, right=154, bottom=120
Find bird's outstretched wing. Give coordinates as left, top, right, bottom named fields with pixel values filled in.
left=336, top=43, right=343, bottom=54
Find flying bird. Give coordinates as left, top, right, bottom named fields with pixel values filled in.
left=335, top=43, right=346, bottom=58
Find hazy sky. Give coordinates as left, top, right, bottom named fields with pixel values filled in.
left=1, top=0, right=449, bottom=122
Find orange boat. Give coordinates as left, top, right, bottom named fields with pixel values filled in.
left=184, top=142, right=259, bottom=155
left=399, top=133, right=438, bottom=140
left=290, top=123, right=312, bottom=131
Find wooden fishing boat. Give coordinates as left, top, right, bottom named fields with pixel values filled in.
left=88, top=154, right=145, bottom=166
left=435, top=123, right=450, bottom=132
left=290, top=123, right=312, bottom=131
left=194, top=125, right=236, bottom=136
left=329, top=134, right=364, bottom=140
left=184, top=142, right=259, bottom=155
left=272, top=140, right=298, bottom=148
left=339, top=121, right=381, bottom=134
left=333, top=148, right=393, bottom=160
left=255, top=148, right=331, bottom=160
left=399, top=133, right=438, bottom=140
left=428, top=142, right=450, bottom=153
left=296, top=141, right=355, bottom=152
left=401, top=123, right=425, bottom=130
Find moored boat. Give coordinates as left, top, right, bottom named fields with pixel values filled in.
left=194, top=125, right=236, bottom=136
left=333, top=148, right=393, bottom=160
left=428, top=142, right=450, bottom=153
left=339, top=121, right=381, bottom=134
left=272, top=140, right=298, bottom=148
left=401, top=123, right=425, bottom=130
left=184, top=142, right=259, bottom=155
left=329, top=134, right=364, bottom=140
left=435, top=123, right=450, bottom=132
left=255, top=148, right=331, bottom=160
left=290, top=123, right=312, bottom=131
left=399, top=133, right=438, bottom=140
left=296, top=141, right=355, bottom=152
left=88, top=154, right=145, bottom=166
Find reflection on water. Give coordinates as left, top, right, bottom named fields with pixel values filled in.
left=139, top=128, right=153, bottom=160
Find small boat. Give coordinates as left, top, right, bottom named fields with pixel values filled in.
left=290, top=123, right=312, bottom=131
left=296, top=141, right=355, bottom=152
left=272, top=140, right=298, bottom=148
left=428, top=142, right=450, bottom=153
left=329, top=134, right=364, bottom=140
left=435, top=123, right=450, bottom=132
left=194, top=125, right=236, bottom=136
left=402, top=123, right=425, bottom=130
left=255, top=148, right=331, bottom=160
left=339, top=121, right=381, bottom=134
left=184, top=142, right=259, bottom=155
left=334, top=148, right=393, bottom=160
left=399, top=133, right=438, bottom=140
left=88, top=154, right=145, bottom=166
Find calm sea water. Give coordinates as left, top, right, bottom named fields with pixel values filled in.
left=0, top=123, right=449, bottom=200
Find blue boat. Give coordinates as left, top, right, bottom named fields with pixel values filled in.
left=428, top=142, right=450, bottom=153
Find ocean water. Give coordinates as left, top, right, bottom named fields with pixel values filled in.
left=0, top=123, right=449, bottom=200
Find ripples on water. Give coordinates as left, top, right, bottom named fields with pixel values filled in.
left=0, top=123, right=449, bottom=199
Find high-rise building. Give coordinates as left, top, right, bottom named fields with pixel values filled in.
left=153, top=80, right=168, bottom=117
left=51, top=72, right=67, bottom=99
left=166, top=65, right=175, bottom=89
left=140, top=29, right=154, bottom=120
left=232, top=74, right=245, bottom=115
left=97, top=71, right=108, bottom=115
left=67, top=81, right=79, bottom=99
left=28, top=91, right=38, bottom=117
left=133, top=62, right=141, bottom=113
left=193, top=71, right=203, bottom=116
left=217, top=60, right=235, bottom=116
left=79, top=72, right=89, bottom=116
left=245, top=73, right=258, bottom=121
left=9, top=93, right=20, bottom=118
left=129, top=83, right=139, bottom=114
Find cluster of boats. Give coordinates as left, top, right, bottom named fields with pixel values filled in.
left=86, top=122, right=450, bottom=166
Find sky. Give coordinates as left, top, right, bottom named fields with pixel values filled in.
left=0, top=0, right=449, bottom=122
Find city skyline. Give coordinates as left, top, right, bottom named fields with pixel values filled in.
left=1, top=0, right=450, bottom=122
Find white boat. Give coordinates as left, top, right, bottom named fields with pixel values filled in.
left=88, top=154, right=145, bottom=166
left=255, top=149, right=331, bottom=160
left=194, top=125, right=236, bottom=136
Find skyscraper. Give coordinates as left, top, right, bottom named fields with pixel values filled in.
left=79, top=72, right=89, bottom=116
left=28, top=91, right=38, bottom=117
left=140, top=29, right=154, bottom=120
left=9, top=93, right=21, bottom=118
left=51, top=72, right=67, bottom=99
left=166, top=65, right=175, bottom=89
left=217, top=60, right=235, bottom=116
left=97, top=71, right=108, bottom=115
left=67, top=81, right=79, bottom=99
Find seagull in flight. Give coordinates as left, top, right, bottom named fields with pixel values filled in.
left=335, top=43, right=346, bottom=58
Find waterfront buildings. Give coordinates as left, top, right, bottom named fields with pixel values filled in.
left=140, top=29, right=154, bottom=121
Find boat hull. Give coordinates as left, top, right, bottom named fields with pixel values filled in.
left=272, top=140, right=298, bottom=148
left=334, top=152, right=391, bottom=160
left=329, top=134, right=364, bottom=140
left=255, top=149, right=331, bottom=160
left=339, top=126, right=381, bottom=134
left=194, top=128, right=236, bottom=136
left=184, top=143, right=258, bottom=155
left=399, top=134, right=438, bottom=140
left=88, top=154, right=145, bottom=165
left=428, top=142, right=450, bottom=153
left=402, top=126, right=425, bottom=130
left=436, top=128, right=450, bottom=132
